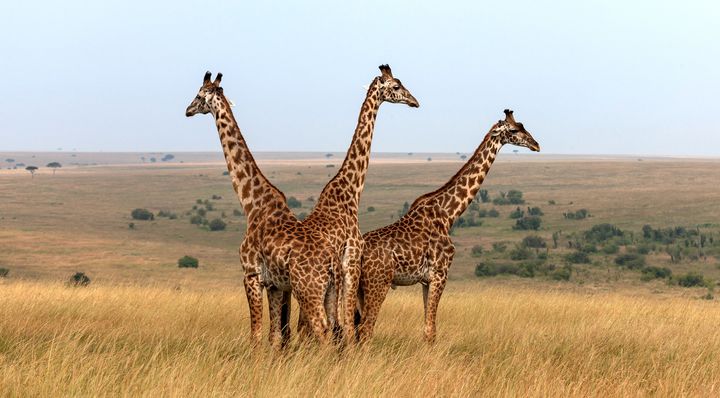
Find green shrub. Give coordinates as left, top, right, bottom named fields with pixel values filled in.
left=584, top=223, right=623, bottom=243
left=233, top=209, right=243, bottom=216
left=565, top=251, right=590, bottom=264
left=479, top=189, right=490, bottom=203
left=205, top=203, right=214, bottom=211
left=190, top=215, right=204, bottom=225
left=675, top=272, right=706, bottom=287
left=197, top=208, right=207, bottom=216
left=564, top=209, right=589, bottom=220
left=614, top=253, right=646, bottom=269
left=157, top=210, right=177, bottom=219
left=551, top=266, right=572, bottom=281
left=367, top=206, right=375, bottom=212
left=492, top=242, right=507, bottom=252
left=488, top=208, right=500, bottom=218
left=69, top=272, right=90, bottom=286
left=475, top=262, right=498, bottom=277
left=477, top=209, right=488, bottom=218
left=510, top=246, right=532, bottom=261
left=128, top=222, right=135, bottom=229
left=509, top=207, right=524, bottom=219
left=513, top=216, right=542, bottom=231
left=208, top=218, right=226, bottom=231
left=471, top=245, right=484, bottom=257
left=522, top=235, right=547, bottom=249
left=548, top=200, right=556, bottom=205
left=297, top=212, right=308, bottom=221
left=0, top=268, right=9, bottom=278
left=131, top=208, right=154, bottom=221
left=287, top=196, right=302, bottom=208
left=641, top=266, right=672, bottom=280
left=602, top=243, right=619, bottom=255
left=211, top=194, right=222, bottom=200
left=507, top=190, right=525, bottom=204
left=581, top=244, right=598, bottom=253
left=178, top=256, right=199, bottom=268
left=527, top=206, right=544, bottom=216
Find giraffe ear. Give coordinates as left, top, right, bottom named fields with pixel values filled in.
left=213, top=73, right=223, bottom=86
left=378, top=64, right=393, bottom=79
left=203, top=71, right=212, bottom=84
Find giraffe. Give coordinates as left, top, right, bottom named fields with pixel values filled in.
left=185, top=66, right=418, bottom=347
left=297, top=64, right=419, bottom=343
left=355, top=109, right=540, bottom=343
left=185, top=71, right=337, bottom=347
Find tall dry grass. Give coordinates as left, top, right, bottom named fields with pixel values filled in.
left=1, top=281, right=719, bottom=397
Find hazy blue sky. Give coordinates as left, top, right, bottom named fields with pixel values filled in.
left=1, top=0, right=718, bottom=155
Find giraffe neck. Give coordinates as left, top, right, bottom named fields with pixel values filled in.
left=426, top=133, right=503, bottom=224
left=210, top=95, right=289, bottom=225
left=314, top=78, right=382, bottom=213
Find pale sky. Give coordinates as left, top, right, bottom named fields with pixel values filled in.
left=1, top=0, right=718, bottom=156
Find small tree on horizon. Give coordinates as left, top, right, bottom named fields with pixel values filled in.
left=25, top=165, right=38, bottom=178
left=46, top=162, right=62, bottom=175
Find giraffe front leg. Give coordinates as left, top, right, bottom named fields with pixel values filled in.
left=243, top=273, right=264, bottom=345
left=423, top=271, right=447, bottom=343
left=340, top=244, right=362, bottom=345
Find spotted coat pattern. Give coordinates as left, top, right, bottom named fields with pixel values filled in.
left=356, top=110, right=540, bottom=343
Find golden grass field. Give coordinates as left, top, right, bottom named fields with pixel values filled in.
left=1, top=281, right=719, bottom=397
left=1, top=152, right=720, bottom=396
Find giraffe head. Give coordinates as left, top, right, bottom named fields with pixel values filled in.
left=490, top=109, right=540, bottom=152
left=375, top=65, right=419, bottom=108
left=185, top=71, right=224, bottom=117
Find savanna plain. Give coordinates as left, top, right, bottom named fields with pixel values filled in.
left=1, top=152, right=720, bottom=396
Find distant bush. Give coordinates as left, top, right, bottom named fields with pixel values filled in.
left=157, top=210, right=177, bottom=219
left=233, top=209, right=243, bottom=216
left=580, top=244, right=598, bottom=253
left=178, top=256, right=199, bottom=268
left=551, top=266, right=572, bottom=281
left=68, top=272, right=90, bottom=286
left=128, top=223, right=135, bottom=229
left=522, top=235, right=547, bottom=249
left=675, top=272, right=706, bottom=287
left=509, top=246, right=532, bottom=261
left=527, top=207, right=544, bottom=216
left=548, top=200, right=556, bottom=205
left=222, top=171, right=229, bottom=176
left=197, top=208, right=207, bottom=217
left=493, top=190, right=524, bottom=205
left=131, top=208, right=154, bottom=221
left=452, top=215, right=482, bottom=230
left=509, top=207, right=524, bottom=219
left=211, top=194, right=222, bottom=200
left=297, top=212, right=308, bottom=221
left=287, top=196, right=302, bottom=208
left=642, top=224, right=698, bottom=245
left=487, top=208, right=500, bottom=218
left=584, top=224, right=623, bottom=243
left=565, top=251, right=590, bottom=264
left=471, top=245, right=484, bottom=257
left=601, top=243, right=619, bottom=255
left=367, top=206, right=376, bottom=212
left=196, top=199, right=203, bottom=204
left=475, top=260, right=557, bottom=279
left=479, top=189, right=490, bottom=203
left=190, top=215, right=204, bottom=225
left=564, top=209, right=590, bottom=220
left=614, top=253, right=646, bottom=269
left=205, top=203, right=214, bottom=211
left=0, top=268, right=8, bottom=278
left=513, top=216, right=541, bottom=231
left=641, top=266, right=672, bottom=280
left=208, top=218, right=227, bottom=231
left=492, top=242, right=507, bottom=253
